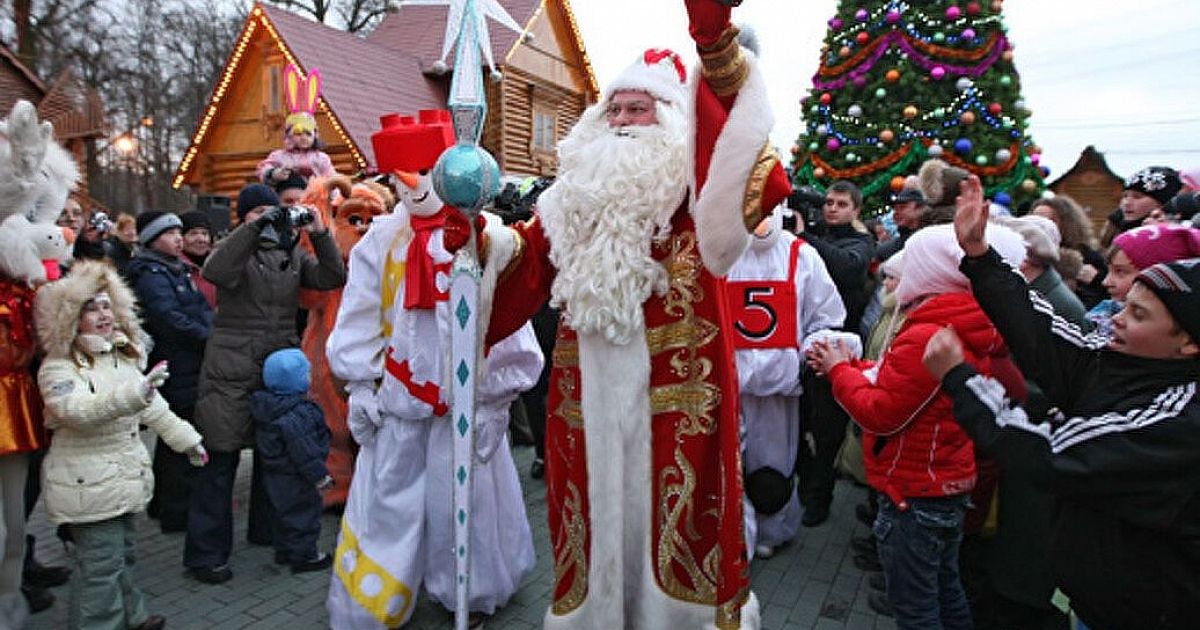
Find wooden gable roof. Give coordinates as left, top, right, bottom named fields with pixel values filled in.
left=1049, top=145, right=1124, bottom=189
left=173, top=0, right=597, bottom=188
left=0, top=44, right=47, bottom=112
left=173, top=3, right=448, bottom=187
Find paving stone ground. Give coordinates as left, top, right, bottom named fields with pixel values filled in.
left=25, top=443, right=895, bottom=630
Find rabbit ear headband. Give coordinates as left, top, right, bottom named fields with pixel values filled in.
left=283, top=64, right=322, bottom=135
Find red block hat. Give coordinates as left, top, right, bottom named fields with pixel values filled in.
left=371, top=110, right=455, bottom=174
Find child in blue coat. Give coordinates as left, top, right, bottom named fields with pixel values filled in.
left=250, top=348, right=333, bottom=573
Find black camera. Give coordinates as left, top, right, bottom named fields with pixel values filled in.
left=491, top=177, right=553, bottom=226
left=787, top=186, right=826, bottom=231
left=88, top=211, right=112, bottom=234
left=276, top=205, right=315, bottom=228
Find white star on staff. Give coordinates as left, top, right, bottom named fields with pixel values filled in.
left=398, top=0, right=524, bottom=75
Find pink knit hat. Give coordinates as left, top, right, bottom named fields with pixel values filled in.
left=896, top=222, right=1026, bottom=305
left=1112, top=223, right=1200, bottom=270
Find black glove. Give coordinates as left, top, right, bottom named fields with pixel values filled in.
left=254, top=206, right=281, bottom=230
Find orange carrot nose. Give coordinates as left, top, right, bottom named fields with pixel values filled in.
left=61, top=226, right=77, bottom=245
left=395, top=170, right=420, bottom=190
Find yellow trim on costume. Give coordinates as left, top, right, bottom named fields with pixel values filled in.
left=334, top=519, right=415, bottom=626
left=380, top=225, right=411, bottom=339
left=741, top=143, right=780, bottom=232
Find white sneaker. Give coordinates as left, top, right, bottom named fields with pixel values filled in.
left=754, top=544, right=774, bottom=559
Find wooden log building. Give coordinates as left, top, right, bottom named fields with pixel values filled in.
left=1047, top=145, right=1124, bottom=235
left=172, top=0, right=599, bottom=216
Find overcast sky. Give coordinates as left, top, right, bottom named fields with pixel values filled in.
left=571, top=0, right=1200, bottom=183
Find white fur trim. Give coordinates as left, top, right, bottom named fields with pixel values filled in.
left=605, top=53, right=688, bottom=107
left=690, top=51, right=775, bottom=277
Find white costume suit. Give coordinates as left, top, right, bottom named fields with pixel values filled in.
left=324, top=209, right=542, bottom=628
left=727, top=226, right=844, bottom=549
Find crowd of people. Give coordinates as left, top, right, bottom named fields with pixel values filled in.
left=2, top=1, right=1198, bottom=629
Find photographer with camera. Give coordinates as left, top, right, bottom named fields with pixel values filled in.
left=184, top=183, right=345, bottom=584
left=71, top=207, right=126, bottom=271
left=792, top=181, right=874, bottom=527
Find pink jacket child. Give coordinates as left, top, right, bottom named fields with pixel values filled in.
left=257, top=64, right=336, bottom=185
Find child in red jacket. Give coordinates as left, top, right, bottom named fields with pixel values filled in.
left=808, top=222, right=1026, bottom=630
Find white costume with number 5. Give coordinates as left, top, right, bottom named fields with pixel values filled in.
left=726, top=212, right=844, bottom=551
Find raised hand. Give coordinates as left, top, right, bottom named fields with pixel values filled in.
left=954, top=175, right=990, bottom=257
left=922, top=327, right=965, bottom=381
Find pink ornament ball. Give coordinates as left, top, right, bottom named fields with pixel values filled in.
left=829, top=17, right=844, bottom=31
left=827, top=138, right=842, bottom=151
left=931, top=66, right=947, bottom=80
left=886, top=9, right=901, bottom=24
left=1030, top=153, right=1041, bottom=165
left=855, top=8, right=869, bottom=21
left=946, top=5, right=962, bottom=20
left=852, top=74, right=868, bottom=88
left=962, top=28, right=976, bottom=40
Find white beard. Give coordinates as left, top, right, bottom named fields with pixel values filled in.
left=538, top=102, right=689, bottom=346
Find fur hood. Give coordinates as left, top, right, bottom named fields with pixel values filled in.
left=34, top=260, right=145, bottom=362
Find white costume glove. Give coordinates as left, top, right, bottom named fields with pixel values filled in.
left=187, top=443, right=209, bottom=467
left=346, top=381, right=382, bottom=446
left=142, top=361, right=170, bottom=398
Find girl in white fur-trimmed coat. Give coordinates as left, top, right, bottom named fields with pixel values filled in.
left=34, top=260, right=208, bottom=630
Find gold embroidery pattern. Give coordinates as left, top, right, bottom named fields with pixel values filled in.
left=553, top=368, right=583, bottom=429
left=496, top=224, right=527, bottom=287
left=552, top=338, right=578, bottom=368
left=699, top=26, right=748, bottom=97
left=715, top=586, right=750, bottom=630
left=742, top=144, right=780, bottom=232
left=657, top=447, right=717, bottom=604
left=551, top=480, right=589, bottom=615
left=653, top=230, right=725, bottom=604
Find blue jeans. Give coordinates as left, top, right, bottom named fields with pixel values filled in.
left=874, top=494, right=973, bottom=630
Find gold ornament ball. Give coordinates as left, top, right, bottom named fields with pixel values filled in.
left=903, top=105, right=918, bottom=119
left=880, top=129, right=895, bottom=143
left=991, top=0, right=1003, bottom=10
left=1002, top=50, right=1014, bottom=62
left=960, top=111, right=977, bottom=125
left=1021, top=179, right=1038, bottom=193
left=813, top=167, right=827, bottom=179
left=886, top=69, right=901, bottom=82
left=840, top=46, right=852, bottom=57
left=890, top=176, right=906, bottom=192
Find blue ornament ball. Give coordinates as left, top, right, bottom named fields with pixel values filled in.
left=432, top=144, right=501, bottom=212
left=993, top=191, right=1013, bottom=207
left=954, top=138, right=973, bottom=154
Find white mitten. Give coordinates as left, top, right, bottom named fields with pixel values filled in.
left=141, top=361, right=170, bottom=398
left=187, top=443, right=209, bottom=467
left=346, top=381, right=382, bottom=446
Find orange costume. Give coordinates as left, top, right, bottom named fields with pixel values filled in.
left=298, top=177, right=393, bottom=507
left=485, top=2, right=791, bottom=627
left=0, top=280, right=45, bottom=456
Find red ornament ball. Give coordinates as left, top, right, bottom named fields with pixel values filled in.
left=967, top=2, right=981, bottom=16
left=988, top=102, right=1003, bottom=115
left=960, top=111, right=977, bottom=125
left=879, top=129, right=895, bottom=143
left=886, top=69, right=901, bottom=82
left=820, top=92, right=833, bottom=105
left=856, top=31, right=870, bottom=45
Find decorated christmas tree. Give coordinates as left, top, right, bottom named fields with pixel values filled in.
left=791, top=0, right=1047, bottom=218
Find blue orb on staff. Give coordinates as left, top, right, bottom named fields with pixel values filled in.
left=432, top=144, right=500, bottom=214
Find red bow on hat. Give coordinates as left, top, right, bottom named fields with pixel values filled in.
left=643, top=48, right=687, bottom=84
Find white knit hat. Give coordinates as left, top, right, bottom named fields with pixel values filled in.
left=1001, top=215, right=1061, bottom=264
left=604, top=48, right=689, bottom=106
left=896, top=223, right=1026, bottom=305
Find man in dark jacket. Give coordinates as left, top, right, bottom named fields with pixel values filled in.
left=874, top=188, right=925, bottom=264
left=794, top=180, right=873, bottom=526
left=184, top=183, right=345, bottom=584
left=927, top=175, right=1200, bottom=630
left=127, top=211, right=214, bottom=533
left=249, top=348, right=332, bottom=574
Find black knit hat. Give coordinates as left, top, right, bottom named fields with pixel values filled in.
left=1163, top=192, right=1200, bottom=223
left=136, top=210, right=183, bottom=247
left=179, top=210, right=211, bottom=234
left=1135, top=258, right=1200, bottom=344
left=274, top=171, right=309, bottom=195
left=236, top=183, right=279, bottom=221
left=1124, top=166, right=1183, bottom=207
